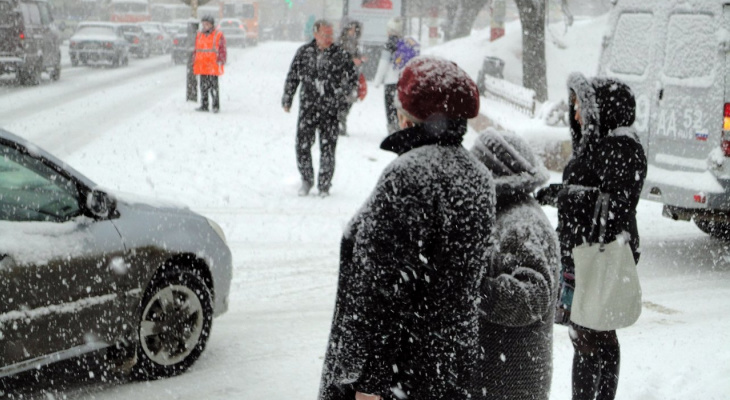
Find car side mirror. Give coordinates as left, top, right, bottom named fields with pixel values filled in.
left=86, top=189, right=116, bottom=219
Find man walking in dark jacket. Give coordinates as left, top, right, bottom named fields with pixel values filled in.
left=282, top=20, right=358, bottom=197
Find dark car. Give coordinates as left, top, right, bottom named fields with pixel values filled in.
left=69, top=22, right=130, bottom=67
left=138, top=22, right=172, bottom=54
left=0, top=0, right=62, bottom=85
left=217, top=18, right=246, bottom=48
left=118, top=23, right=151, bottom=58
left=0, top=127, right=233, bottom=379
left=171, top=20, right=198, bottom=65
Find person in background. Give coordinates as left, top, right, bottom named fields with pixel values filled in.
left=471, top=128, right=559, bottom=400
left=193, top=15, right=226, bottom=113
left=372, top=17, right=419, bottom=134
left=337, top=19, right=366, bottom=136
left=536, top=73, right=647, bottom=400
left=317, top=56, right=494, bottom=400
left=282, top=20, right=358, bottom=197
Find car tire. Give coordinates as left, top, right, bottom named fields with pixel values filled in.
left=694, top=220, right=730, bottom=240
left=122, top=55, right=129, bottom=66
left=71, top=56, right=79, bottom=67
left=19, top=60, right=42, bottom=86
left=131, top=270, right=213, bottom=380
left=112, top=55, right=120, bottom=67
left=50, top=61, right=61, bottom=81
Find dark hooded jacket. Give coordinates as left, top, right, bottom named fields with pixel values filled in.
left=281, top=40, right=358, bottom=119
left=555, top=73, right=648, bottom=275
left=471, top=129, right=559, bottom=400
left=318, top=120, right=496, bottom=400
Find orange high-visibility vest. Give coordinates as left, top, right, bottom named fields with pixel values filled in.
left=193, top=30, right=224, bottom=76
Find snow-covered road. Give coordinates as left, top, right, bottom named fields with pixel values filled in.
left=0, top=37, right=728, bottom=400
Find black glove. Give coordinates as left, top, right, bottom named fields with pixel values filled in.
left=535, top=183, right=564, bottom=206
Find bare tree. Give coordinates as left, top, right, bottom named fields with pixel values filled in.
left=514, top=0, right=547, bottom=101
left=442, top=0, right=491, bottom=41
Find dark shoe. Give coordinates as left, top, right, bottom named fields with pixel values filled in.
left=319, top=190, right=329, bottom=198
left=212, top=108, right=219, bottom=114
left=298, top=181, right=313, bottom=197
left=195, top=107, right=209, bottom=112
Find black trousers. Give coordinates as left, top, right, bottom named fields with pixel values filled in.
left=296, top=109, right=339, bottom=192
left=384, top=83, right=398, bottom=134
left=199, top=75, right=219, bottom=110
left=571, top=326, right=620, bottom=400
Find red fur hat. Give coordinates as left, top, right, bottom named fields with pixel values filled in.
left=396, top=56, right=480, bottom=122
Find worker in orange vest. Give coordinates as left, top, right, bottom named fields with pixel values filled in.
left=193, top=15, right=227, bottom=113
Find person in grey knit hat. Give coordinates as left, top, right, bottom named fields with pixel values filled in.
left=471, top=128, right=560, bottom=400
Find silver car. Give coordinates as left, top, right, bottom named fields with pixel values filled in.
left=0, top=128, right=232, bottom=379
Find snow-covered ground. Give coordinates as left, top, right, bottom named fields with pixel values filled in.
left=0, top=14, right=729, bottom=400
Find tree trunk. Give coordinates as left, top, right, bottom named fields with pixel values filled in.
left=444, top=0, right=490, bottom=40
left=514, top=0, right=547, bottom=101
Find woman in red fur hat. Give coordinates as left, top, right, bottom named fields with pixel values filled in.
left=317, top=56, right=495, bottom=400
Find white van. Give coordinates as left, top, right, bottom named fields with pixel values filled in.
left=598, top=0, right=730, bottom=238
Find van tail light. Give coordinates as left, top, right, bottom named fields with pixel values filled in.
left=19, top=32, right=25, bottom=40
left=723, top=104, right=730, bottom=156
left=173, top=38, right=179, bottom=45
left=134, top=37, right=139, bottom=44
left=694, top=193, right=707, bottom=204
left=105, top=42, right=113, bottom=49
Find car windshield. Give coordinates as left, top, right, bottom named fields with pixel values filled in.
left=119, top=26, right=140, bottom=34
left=75, top=26, right=116, bottom=36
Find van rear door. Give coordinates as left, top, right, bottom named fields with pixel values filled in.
left=600, top=10, right=657, bottom=155
left=649, top=10, right=723, bottom=173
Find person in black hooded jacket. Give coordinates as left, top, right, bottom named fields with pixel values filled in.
left=317, top=56, right=495, bottom=400
left=536, top=73, right=647, bottom=400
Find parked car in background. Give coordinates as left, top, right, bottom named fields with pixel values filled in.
left=0, top=127, right=233, bottom=379
left=171, top=19, right=197, bottom=65
left=118, top=23, right=151, bottom=58
left=217, top=18, right=247, bottom=48
left=0, top=0, right=62, bottom=85
left=138, top=21, right=172, bottom=54
left=69, top=22, right=130, bottom=67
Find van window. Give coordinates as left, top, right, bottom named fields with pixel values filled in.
left=608, top=12, right=654, bottom=76
left=663, top=14, right=715, bottom=79
left=38, top=2, right=52, bottom=25
left=19, top=2, right=41, bottom=25
left=0, top=2, right=18, bottom=27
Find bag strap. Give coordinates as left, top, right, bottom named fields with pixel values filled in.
left=589, top=192, right=610, bottom=251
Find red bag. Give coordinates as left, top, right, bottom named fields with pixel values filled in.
left=357, top=73, right=367, bottom=101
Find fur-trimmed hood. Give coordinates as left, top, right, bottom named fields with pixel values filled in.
left=567, top=73, right=638, bottom=156
left=471, top=128, right=549, bottom=198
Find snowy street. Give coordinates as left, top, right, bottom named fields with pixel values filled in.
left=0, top=23, right=729, bottom=400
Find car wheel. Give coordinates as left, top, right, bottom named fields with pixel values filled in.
left=71, top=56, right=79, bottom=67
left=50, top=61, right=61, bottom=81
left=112, top=55, right=120, bottom=67
left=122, top=55, right=129, bottom=66
left=694, top=219, right=730, bottom=240
left=131, top=270, right=213, bottom=380
left=19, top=60, right=42, bottom=86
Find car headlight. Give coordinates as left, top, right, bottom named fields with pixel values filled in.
left=206, top=218, right=228, bottom=245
